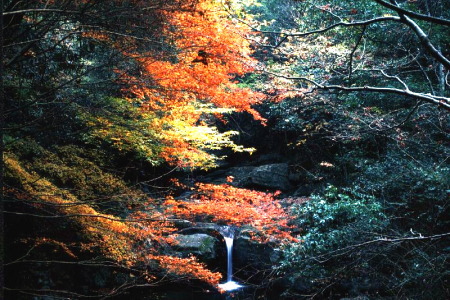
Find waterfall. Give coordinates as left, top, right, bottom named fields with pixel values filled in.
left=218, top=226, right=243, bottom=292
left=224, top=236, right=233, bottom=282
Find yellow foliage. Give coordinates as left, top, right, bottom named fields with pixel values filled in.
left=4, top=154, right=222, bottom=285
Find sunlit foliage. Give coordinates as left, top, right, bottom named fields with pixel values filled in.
left=117, top=0, right=265, bottom=168
left=166, top=183, right=297, bottom=243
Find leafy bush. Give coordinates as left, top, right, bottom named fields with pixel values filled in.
left=277, top=185, right=389, bottom=297
left=279, top=183, right=449, bottom=298
left=356, top=153, right=450, bottom=234
left=281, top=185, right=387, bottom=272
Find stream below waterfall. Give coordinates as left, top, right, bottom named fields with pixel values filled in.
left=127, top=285, right=280, bottom=300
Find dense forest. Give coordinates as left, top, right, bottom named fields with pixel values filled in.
left=2, top=0, right=449, bottom=299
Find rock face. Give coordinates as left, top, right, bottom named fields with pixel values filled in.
left=173, top=233, right=219, bottom=261
left=204, top=163, right=291, bottom=190
left=223, top=166, right=254, bottom=187
left=233, top=229, right=280, bottom=280
left=249, top=163, right=290, bottom=190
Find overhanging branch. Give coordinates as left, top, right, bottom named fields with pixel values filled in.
left=2, top=9, right=82, bottom=16
left=399, top=14, right=450, bottom=70
left=3, top=210, right=173, bottom=223
left=265, top=71, right=450, bottom=110
left=256, top=16, right=401, bottom=37
left=374, top=0, right=450, bottom=26
left=308, top=232, right=450, bottom=263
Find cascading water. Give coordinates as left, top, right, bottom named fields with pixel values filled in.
left=224, top=236, right=233, bottom=282
left=218, top=226, right=243, bottom=292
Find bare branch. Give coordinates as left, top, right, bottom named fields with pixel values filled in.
left=369, top=100, right=423, bottom=131
left=379, top=69, right=409, bottom=90
left=309, top=232, right=450, bottom=263
left=323, top=85, right=449, bottom=110
left=341, top=232, right=450, bottom=250
left=3, top=210, right=173, bottom=223
left=234, top=15, right=400, bottom=52
left=3, top=287, right=105, bottom=299
left=374, top=0, right=450, bottom=26
left=258, top=16, right=402, bottom=37
left=348, top=26, right=366, bottom=80
left=264, top=70, right=450, bottom=110
left=2, top=9, right=82, bottom=16
left=411, top=53, right=437, bottom=95
left=399, top=14, right=450, bottom=70
left=252, top=4, right=450, bottom=70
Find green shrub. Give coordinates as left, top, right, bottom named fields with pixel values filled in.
left=281, top=185, right=387, bottom=274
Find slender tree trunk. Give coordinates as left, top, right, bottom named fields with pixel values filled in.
left=421, top=0, right=445, bottom=96
left=437, top=48, right=446, bottom=96
left=436, top=1, right=446, bottom=95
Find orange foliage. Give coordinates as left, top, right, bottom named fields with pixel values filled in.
left=131, top=1, right=264, bottom=114
left=119, top=0, right=265, bottom=168
left=61, top=0, right=264, bottom=169
left=166, top=183, right=297, bottom=243
left=147, top=254, right=222, bottom=286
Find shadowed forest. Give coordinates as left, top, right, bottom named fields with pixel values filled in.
left=2, top=0, right=449, bottom=299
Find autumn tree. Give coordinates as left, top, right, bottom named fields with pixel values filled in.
left=118, top=0, right=265, bottom=168
left=4, top=153, right=223, bottom=298
left=2, top=0, right=267, bottom=298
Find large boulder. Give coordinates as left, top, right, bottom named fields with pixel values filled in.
left=233, top=229, right=280, bottom=281
left=224, top=166, right=255, bottom=187
left=173, top=233, right=219, bottom=261
left=249, top=163, right=291, bottom=190
left=204, top=163, right=291, bottom=190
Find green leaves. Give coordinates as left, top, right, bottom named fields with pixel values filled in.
left=279, top=185, right=387, bottom=275
left=292, top=185, right=385, bottom=232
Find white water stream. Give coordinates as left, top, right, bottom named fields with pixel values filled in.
left=218, top=227, right=243, bottom=292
